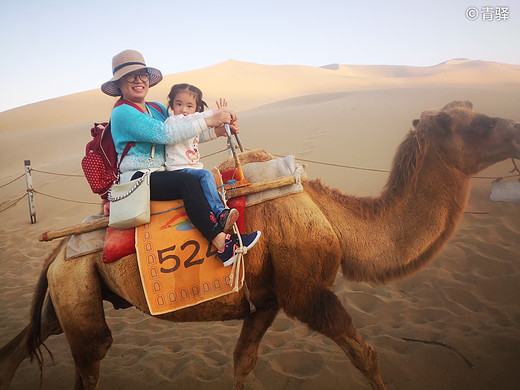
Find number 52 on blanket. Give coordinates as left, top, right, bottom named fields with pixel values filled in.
left=135, top=200, right=243, bottom=315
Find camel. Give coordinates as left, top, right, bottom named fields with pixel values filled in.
left=0, top=101, right=519, bottom=390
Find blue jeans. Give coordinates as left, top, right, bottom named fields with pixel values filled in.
left=181, top=168, right=225, bottom=216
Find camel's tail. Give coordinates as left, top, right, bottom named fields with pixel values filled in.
left=26, top=239, right=66, bottom=371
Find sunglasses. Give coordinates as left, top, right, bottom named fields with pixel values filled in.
left=123, top=70, right=150, bottom=83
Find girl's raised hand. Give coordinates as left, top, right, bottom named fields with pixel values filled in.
left=216, top=98, right=228, bottom=109
left=207, top=99, right=238, bottom=135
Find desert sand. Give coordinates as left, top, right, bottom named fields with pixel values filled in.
left=0, top=59, right=519, bottom=389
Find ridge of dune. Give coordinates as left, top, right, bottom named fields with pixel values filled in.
left=0, top=59, right=518, bottom=133
left=320, top=59, right=520, bottom=82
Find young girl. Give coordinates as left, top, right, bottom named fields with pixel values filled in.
left=164, top=83, right=238, bottom=233
left=164, top=84, right=261, bottom=267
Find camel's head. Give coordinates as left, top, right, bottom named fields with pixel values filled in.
left=415, top=100, right=520, bottom=175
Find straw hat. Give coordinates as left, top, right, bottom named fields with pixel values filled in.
left=101, top=50, right=163, bottom=96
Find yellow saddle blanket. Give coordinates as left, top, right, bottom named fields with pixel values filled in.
left=135, top=200, right=243, bottom=315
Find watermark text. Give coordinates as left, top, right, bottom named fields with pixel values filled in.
left=466, top=6, right=509, bottom=21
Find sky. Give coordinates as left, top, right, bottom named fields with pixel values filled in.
left=0, top=0, right=518, bottom=113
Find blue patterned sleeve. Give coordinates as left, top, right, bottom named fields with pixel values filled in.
left=111, top=104, right=209, bottom=147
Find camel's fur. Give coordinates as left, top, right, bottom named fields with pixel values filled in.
left=1, top=101, right=519, bottom=390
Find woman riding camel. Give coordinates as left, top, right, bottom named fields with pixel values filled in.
left=101, top=49, right=260, bottom=266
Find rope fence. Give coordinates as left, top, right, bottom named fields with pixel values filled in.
left=0, top=160, right=101, bottom=223
left=0, top=173, right=25, bottom=189
left=32, top=190, right=99, bottom=205
left=271, top=153, right=390, bottom=173
left=0, top=193, right=27, bottom=213
left=31, top=168, right=84, bottom=178
left=262, top=149, right=520, bottom=180
left=1, top=151, right=519, bottom=223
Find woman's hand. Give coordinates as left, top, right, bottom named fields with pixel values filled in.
left=213, top=98, right=238, bottom=137
left=214, top=123, right=239, bottom=137
left=204, top=108, right=237, bottom=128
left=219, top=107, right=237, bottom=124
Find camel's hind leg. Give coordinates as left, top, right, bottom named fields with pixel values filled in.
left=233, top=306, right=279, bottom=390
left=283, top=289, right=385, bottom=390
left=0, top=239, right=64, bottom=390
left=0, top=298, right=62, bottom=389
left=48, top=254, right=112, bottom=390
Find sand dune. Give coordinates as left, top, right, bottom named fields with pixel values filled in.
left=0, top=59, right=519, bottom=389
left=1, top=59, right=519, bottom=132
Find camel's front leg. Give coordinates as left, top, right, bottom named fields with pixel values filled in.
left=233, top=306, right=279, bottom=390
left=333, top=325, right=385, bottom=390
left=285, top=289, right=385, bottom=390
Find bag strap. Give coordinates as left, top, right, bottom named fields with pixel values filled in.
left=147, top=102, right=162, bottom=112
left=107, top=172, right=148, bottom=202
left=117, top=141, right=135, bottom=170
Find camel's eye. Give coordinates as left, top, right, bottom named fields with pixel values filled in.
left=474, top=116, right=497, bottom=130
left=466, top=115, right=496, bottom=143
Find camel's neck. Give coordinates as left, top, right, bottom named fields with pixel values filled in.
left=306, top=154, right=472, bottom=283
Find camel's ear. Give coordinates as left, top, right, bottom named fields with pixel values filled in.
left=442, top=100, right=473, bottom=111
left=412, top=119, right=420, bottom=127
left=434, top=112, right=452, bottom=135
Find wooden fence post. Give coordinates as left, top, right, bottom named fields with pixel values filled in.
left=24, top=160, right=36, bottom=223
